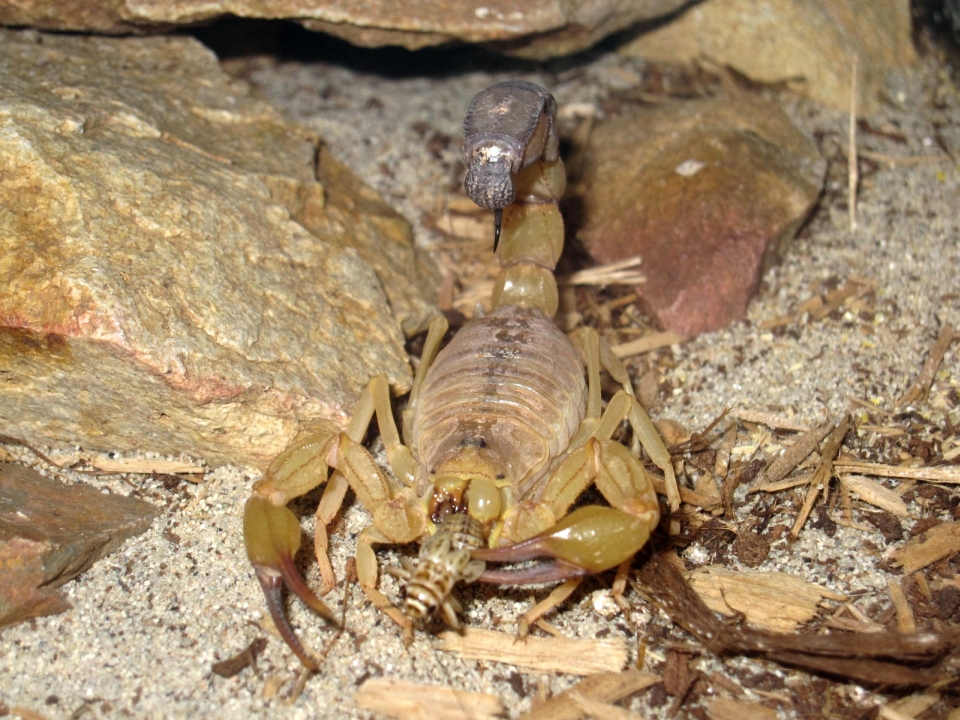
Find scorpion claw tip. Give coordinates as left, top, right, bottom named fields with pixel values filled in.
left=274, top=553, right=340, bottom=628
left=253, top=566, right=321, bottom=672
left=493, top=208, right=503, bottom=253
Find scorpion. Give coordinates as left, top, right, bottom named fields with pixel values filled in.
left=243, top=80, right=679, bottom=671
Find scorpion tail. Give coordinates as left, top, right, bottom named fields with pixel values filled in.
left=493, top=207, right=503, bottom=253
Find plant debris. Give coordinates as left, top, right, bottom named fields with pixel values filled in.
left=437, top=628, right=627, bottom=676
left=354, top=677, right=504, bottom=720
left=634, top=552, right=960, bottom=688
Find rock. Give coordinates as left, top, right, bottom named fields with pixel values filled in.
left=0, top=463, right=158, bottom=629
left=0, top=30, right=438, bottom=467
left=0, top=0, right=692, bottom=60
left=621, top=0, right=916, bottom=116
left=577, top=95, right=825, bottom=337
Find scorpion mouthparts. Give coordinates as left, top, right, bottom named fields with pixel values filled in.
left=493, top=208, right=503, bottom=253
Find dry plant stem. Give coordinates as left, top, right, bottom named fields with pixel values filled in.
left=735, top=410, right=810, bottom=432
left=790, top=415, right=850, bottom=537
left=633, top=553, right=960, bottom=688
left=895, top=323, right=957, bottom=408
left=888, top=579, right=916, bottom=634
left=515, top=669, right=660, bottom=720
left=833, top=460, right=960, bottom=485
left=752, top=419, right=835, bottom=490
left=848, top=52, right=858, bottom=233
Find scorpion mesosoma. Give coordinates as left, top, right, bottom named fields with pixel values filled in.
left=243, top=80, right=679, bottom=670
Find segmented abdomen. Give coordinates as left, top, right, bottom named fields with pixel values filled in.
left=411, top=305, right=586, bottom=497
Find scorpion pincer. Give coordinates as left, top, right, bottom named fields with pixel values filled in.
left=243, top=80, right=679, bottom=670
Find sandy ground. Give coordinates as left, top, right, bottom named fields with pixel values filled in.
left=2, top=27, right=958, bottom=720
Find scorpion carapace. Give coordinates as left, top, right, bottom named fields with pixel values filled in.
left=243, top=80, right=679, bottom=669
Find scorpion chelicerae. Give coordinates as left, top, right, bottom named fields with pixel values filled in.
left=243, top=80, right=678, bottom=670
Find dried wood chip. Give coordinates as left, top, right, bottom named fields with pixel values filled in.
left=685, top=566, right=845, bottom=633
left=649, top=473, right=722, bottom=510
left=569, top=692, right=644, bottom=720
left=896, top=323, right=957, bottom=408
left=88, top=456, right=206, bottom=475
left=807, top=280, right=869, bottom=320
left=437, top=628, right=627, bottom=675
left=516, top=669, right=660, bottom=720
left=707, top=697, right=778, bottom=720
left=751, top=419, right=835, bottom=491
left=888, top=579, right=916, bottom=634
left=888, top=521, right=960, bottom=574
left=610, top=331, right=685, bottom=359
left=833, top=460, right=960, bottom=485
left=634, top=552, right=960, bottom=688
left=735, top=410, right=811, bottom=432
left=790, top=416, right=851, bottom=537
left=354, top=677, right=504, bottom=720
left=210, top=638, right=267, bottom=678
left=839, top=474, right=910, bottom=517
left=887, top=692, right=940, bottom=718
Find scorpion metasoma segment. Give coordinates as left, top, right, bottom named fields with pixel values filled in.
left=243, top=80, right=679, bottom=670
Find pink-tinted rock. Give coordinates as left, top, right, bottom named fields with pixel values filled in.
left=0, top=463, right=158, bottom=628
left=578, top=96, right=825, bottom=337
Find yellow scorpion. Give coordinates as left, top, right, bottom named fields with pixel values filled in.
left=243, top=80, right=678, bottom=670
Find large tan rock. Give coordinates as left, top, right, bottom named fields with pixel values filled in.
left=0, top=0, right=691, bottom=59
left=622, top=0, right=916, bottom=116
left=578, top=96, right=825, bottom=337
left=0, top=30, right=438, bottom=467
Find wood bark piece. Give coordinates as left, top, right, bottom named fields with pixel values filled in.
left=0, top=0, right=692, bottom=60
left=517, top=670, right=660, bottom=720
left=354, top=677, right=504, bottom=720
left=888, top=522, right=960, bottom=575
left=622, top=0, right=916, bottom=116
left=685, top=565, right=845, bottom=633
left=578, top=95, right=824, bottom=337
left=437, top=627, right=627, bottom=675
left=0, top=463, right=158, bottom=628
left=0, top=30, right=438, bottom=467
